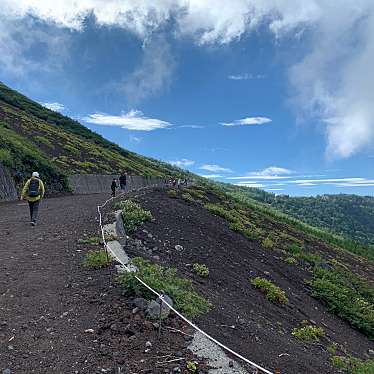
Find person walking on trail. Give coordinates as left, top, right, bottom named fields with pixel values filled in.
left=111, top=178, right=117, bottom=197
left=119, top=173, right=127, bottom=190
left=20, top=171, right=45, bottom=226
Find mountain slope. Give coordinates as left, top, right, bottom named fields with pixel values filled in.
left=121, top=185, right=374, bottom=373
left=0, top=82, right=187, bottom=193
left=220, top=183, right=374, bottom=247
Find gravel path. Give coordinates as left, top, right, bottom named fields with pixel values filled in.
left=0, top=194, right=109, bottom=373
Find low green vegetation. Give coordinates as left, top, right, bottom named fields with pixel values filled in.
left=186, top=361, right=198, bottom=372
left=118, top=199, right=152, bottom=233
left=311, top=266, right=374, bottom=339
left=167, top=189, right=177, bottom=198
left=78, top=236, right=101, bottom=245
left=251, top=277, right=288, bottom=305
left=118, top=257, right=211, bottom=318
left=193, top=263, right=209, bottom=277
left=83, top=250, right=111, bottom=269
left=284, top=257, right=298, bottom=265
left=331, top=355, right=374, bottom=374
left=182, top=192, right=194, bottom=202
left=292, top=325, right=324, bottom=342
left=262, top=237, right=275, bottom=249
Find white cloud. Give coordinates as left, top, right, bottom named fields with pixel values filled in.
left=228, top=73, right=265, bottom=80
left=122, top=35, right=175, bottom=105
left=129, top=135, right=142, bottom=143
left=229, top=166, right=293, bottom=180
left=221, top=117, right=272, bottom=127
left=200, top=174, right=224, bottom=179
left=199, top=164, right=232, bottom=173
left=169, top=158, right=195, bottom=168
left=83, top=110, right=172, bottom=131
left=42, top=102, right=65, bottom=112
left=234, top=182, right=265, bottom=188
left=180, top=125, right=204, bottom=129
left=2, top=1, right=374, bottom=157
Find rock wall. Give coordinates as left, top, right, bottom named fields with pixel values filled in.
left=0, top=164, right=18, bottom=201
left=68, top=174, right=165, bottom=194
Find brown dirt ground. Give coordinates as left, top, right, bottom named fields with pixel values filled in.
left=0, top=194, right=206, bottom=374
left=121, top=188, right=374, bottom=374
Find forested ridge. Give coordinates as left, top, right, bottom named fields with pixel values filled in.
left=220, top=183, right=374, bottom=246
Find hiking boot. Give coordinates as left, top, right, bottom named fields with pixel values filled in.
left=31, top=221, right=36, bottom=226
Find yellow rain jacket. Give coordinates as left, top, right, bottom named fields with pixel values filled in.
left=21, top=177, right=45, bottom=202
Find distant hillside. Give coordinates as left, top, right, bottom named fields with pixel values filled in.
left=220, top=183, right=374, bottom=247
left=0, top=82, right=188, bottom=193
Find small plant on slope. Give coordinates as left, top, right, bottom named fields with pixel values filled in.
left=292, top=325, right=324, bottom=342
left=118, top=257, right=211, bottom=318
left=193, top=263, right=209, bottom=277
left=262, top=237, right=275, bottom=249
left=84, top=250, right=111, bottom=269
left=251, top=277, right=288, bottom=305
left=119, top=199, right=152, bottom=233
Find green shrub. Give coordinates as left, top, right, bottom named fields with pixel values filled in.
left=262, top=237, right=275, bottom=249
left=186, top=361, right=197, bottom=372
left=0, top=148, right=13, bottom=166
left=311, top=266, right=374, bottom=339
left=292, top=325, right=324, bottom=341
left=193, top=263, right=209, bottom=277
left=167, top=189, right=177, bottom=198
left=182, top=192, right=194, bottom=202
left=251, top=277, right=288, bottom=305
left=284, top=257, right=298, bottom=265
left=119, top=200, right=152, bottom=233
left=331, top=356, right=374, bottom=374
left=285, top=243, right=303, bottom=256
left=84, top=250, right=111, bottom=269
left=118, top=257, right=211, bottom=318
left=78, top=236, right=101, bottom=245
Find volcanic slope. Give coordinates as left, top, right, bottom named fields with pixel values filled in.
left=0, top=82, right=186, bottom=193
left=120, top=185, right=374, bottom=374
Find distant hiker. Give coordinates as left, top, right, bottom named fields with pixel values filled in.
left=111, top=178, right=117, bottom=197
left=21, top=172, right=45, bottom=226
left=119, top=173, right=127, bottom=190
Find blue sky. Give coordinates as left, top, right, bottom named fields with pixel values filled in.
left=1, top=1, right=374, bottom=196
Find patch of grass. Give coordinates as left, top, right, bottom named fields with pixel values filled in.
left=119, top=199, right=152, bottom=233
left=327, top=343, right=339, bottom=354
left=193, top=263, right=209, bottom=277
left=83, top=250, right=111, bottom=269
left=292, top=325, right=324, bottom=342
left=251, top=277, right=288, bottom=305
left=262, top=237, right=275, bottom=249
left=186, top=361, right=198, bottom=372
left=331, top=356, right=374, bottom=374
left=118, top=257, right=211, bottom=318
left=311, top=266, right=374, bottom=339
left=182, top=192, right=194, bottom=202
left=78, top=236, right=101, bottom=245
left=167, top=189, right=177, bottom=198
left=284, top=257, right=298, bottom=265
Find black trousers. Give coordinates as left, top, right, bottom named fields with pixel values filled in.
left=28, top=200, right=40, bottom=222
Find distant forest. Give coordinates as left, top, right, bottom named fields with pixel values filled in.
left=221, top=184, right=374, bottom=246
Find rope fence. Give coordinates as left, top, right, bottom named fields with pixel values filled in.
left=97, top=180, right=275, bottom=374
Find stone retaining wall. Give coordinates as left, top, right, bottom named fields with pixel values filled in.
left=68, top=174, right=165, bottom=194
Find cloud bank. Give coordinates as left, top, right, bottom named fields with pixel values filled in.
left=199, top=164, right=232, bottom=173
left=2, top=1, right=374, bottom=158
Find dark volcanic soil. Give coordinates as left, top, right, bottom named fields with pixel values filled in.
left=0, top=194, right=203, bottom=374
left=124, top=189, right=374, bottom=374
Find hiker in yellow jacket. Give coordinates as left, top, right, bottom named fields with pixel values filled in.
left=21, top=172, right=45, bottom=226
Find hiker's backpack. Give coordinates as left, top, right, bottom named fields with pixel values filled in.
left=28, top=178, right=40, bottom=197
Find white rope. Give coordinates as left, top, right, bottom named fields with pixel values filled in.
left=97, top=182, right=274, bottom=374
